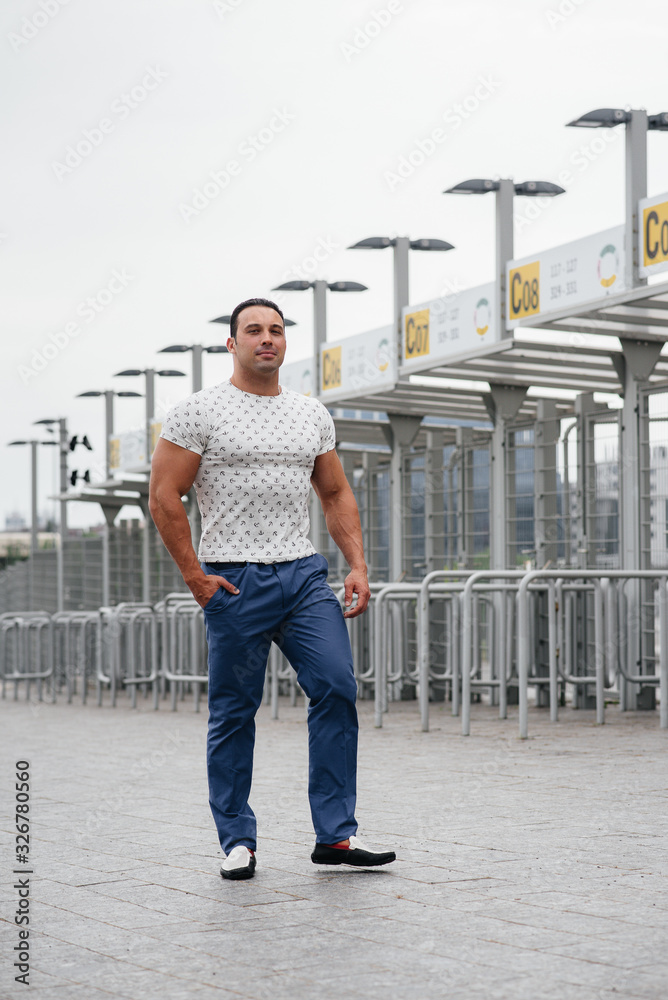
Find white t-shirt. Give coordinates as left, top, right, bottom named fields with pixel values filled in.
left=159, top=380, right=336, bottom=562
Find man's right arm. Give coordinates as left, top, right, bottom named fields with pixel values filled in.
left=148, top=438, right=237, bottom=607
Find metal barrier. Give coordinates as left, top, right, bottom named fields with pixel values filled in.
left=1, top=570, right=666, bottom=734
left=52, top=610, right=99, bottom=703
left=158, top=593, right=207, bottom=711
left=0, top=611, right=54, bottom=702
left=517, top=570, right=668, bottom=738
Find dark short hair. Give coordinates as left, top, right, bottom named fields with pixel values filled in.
left=229, top=298, right=285, bottom=340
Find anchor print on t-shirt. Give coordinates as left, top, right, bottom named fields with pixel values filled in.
left=159, top=380, right=336, bottom=563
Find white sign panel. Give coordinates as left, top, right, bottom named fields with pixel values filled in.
left=109, top=422, right=161, bottom=471
left=400, top=282, right=497, bottom=373
left=506, top=225, right=626, bottom=326
left=278, top=358, right=315, bottom=396
left=112, top=429, right=146, bottom=470
left=319, top=325, right=395, bottom=402
left=639, top=191, right=668, bottom=278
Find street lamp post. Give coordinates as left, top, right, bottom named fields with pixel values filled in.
left=34, top=417, right=73, bottom=612
left=271, top=280, right=367, bottom=554
left=444, top=175, right=565, bottom=718
left=347, top=236, right=453, bottom=581
left=77, top=389, right=143, bottom=607
left=348, top=236, right=454, bottom=334
left=567, top=106, right=668, bottom=709
left=567, top=107, right=668, bottom=288
left=444, top=178, right=564, bottom=340
left=77, top=390, right=143, bottom=478
left=271, top=280, right=367, bottom=389
left=7, top=439, right=57, bottom=609
left=113, top=367, right=185, bottom=603
left=113, top=368, right=185, bottom=463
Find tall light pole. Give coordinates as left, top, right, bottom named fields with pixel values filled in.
left=7, top=439, right=57, bottom=609
left=346, top=237, right=453, bottom=581
left=77, top=390, right=143, bottom=608
left=158, top=345, right=211, bottom=394
left=566, top=107, right=668, bottom=288
left=444, top=178, right=564, bottom=341
left=443, top=177, right=565, bottom=611
left=76, top=390, right=143, bottom=478
left=348, top=236, right=454, bottom=334
left=112, top=368, right=185, bottom=461
left=112, top=368, right=185, bottom=604
left=34, top=417, right=73, bottom=612
left=567, top=106, right=668, bottom=709
left=271, top=280, right=367, bottom=390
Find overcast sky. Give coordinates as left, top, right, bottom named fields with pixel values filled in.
left=2, top=0, right=668, bottom=529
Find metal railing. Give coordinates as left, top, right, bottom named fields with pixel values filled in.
left=1, top=570, right=666, bottom=736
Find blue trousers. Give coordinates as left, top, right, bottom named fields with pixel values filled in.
left=202, top=552, right=359, bottom=855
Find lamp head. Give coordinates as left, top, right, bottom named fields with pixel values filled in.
left=566, top=107, right=630, bottom=128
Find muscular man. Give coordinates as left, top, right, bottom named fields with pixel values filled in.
left=149, top=297, right=396, bottom=880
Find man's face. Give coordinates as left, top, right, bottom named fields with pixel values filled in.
left=228, top=306, right=286, bottom=375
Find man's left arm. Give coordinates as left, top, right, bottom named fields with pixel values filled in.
left=310, top=449, right=370, bottom=618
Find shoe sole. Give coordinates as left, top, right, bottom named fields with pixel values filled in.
left=311, top=853, right=396, bottom=868
left=221, top=867, right=255, bottom=880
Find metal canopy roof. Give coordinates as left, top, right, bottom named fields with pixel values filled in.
left=511, top=278, right=668, bottom=341
left=321, top=276, right=668, bottom=421
left=329, top=374, right=576, bottom=423
left=418, top=336, right=668, bottom=394
left=333, top=417, right=492, bottom=450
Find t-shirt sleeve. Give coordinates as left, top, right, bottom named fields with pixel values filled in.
left=316, top=403, right=336, bottom=456
left=159, top=397, right=207, bottom=456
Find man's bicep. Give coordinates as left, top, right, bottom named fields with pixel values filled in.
left=311, top=448, right=346, bottom=499
left=150, top=438, right=202, bottom=498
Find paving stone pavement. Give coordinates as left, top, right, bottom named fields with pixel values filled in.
left=1, top=691, right=667, bottom=1000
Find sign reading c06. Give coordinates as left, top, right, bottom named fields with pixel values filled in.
left=321, top=346, right=342, bottom=392
left=404, top=309, right=430, bottom=360
left=508, top=260, right=540, bottom=321
left=109, top=437, right=120, bottom=471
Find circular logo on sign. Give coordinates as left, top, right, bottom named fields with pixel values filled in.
left=598, top=243, right=618, bottom=289
left=375, top=338, right=390, bottom=372
left=474, top=297, right=490, bottom=336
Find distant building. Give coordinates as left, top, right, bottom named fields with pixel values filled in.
left=5, top=511, right=26, bottom=531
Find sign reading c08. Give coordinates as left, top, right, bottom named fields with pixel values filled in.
left=404, top=309, right=430, bottom=360
left=508, top=260, right=540, bottom=321
left=643, top=199, right=668, bottom=269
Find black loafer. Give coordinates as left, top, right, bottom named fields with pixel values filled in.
left=311, top=835, right=396, bottom=867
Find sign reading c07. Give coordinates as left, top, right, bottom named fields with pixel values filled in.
left=404, top=309, right=430, bottom=360
left=508, top=260, right=540, bottom=321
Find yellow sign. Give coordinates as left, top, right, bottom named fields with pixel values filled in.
left=109, top=437, right=120, bottom=471
left=321, top=346, right=342, bottom=392
left=643, top=198, right=668, bottom=270
left=508, top=260, right=540, bottom=320
left=404, top=308, right=430, bottom=360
